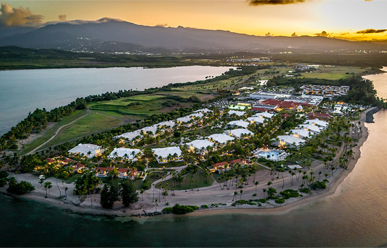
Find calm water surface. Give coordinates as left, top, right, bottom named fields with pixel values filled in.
left=0, top=66, right=231, bottom=135
left=1, top=69, right=387, bottom=246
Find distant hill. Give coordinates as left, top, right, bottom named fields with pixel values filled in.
left=0, top=19, right=386, bottom=53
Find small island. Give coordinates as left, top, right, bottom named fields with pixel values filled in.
left=0, top=64, right=385, bottom=217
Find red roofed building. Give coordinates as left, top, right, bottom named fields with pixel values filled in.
left=278, top=101, right=298, bottom=109
left=72, top=163, right=86, bottom=173
left=209, top=161, right=230, bottom=173
left=262, top=99, right=282, bottom=106
left=45, top=158, right=55, bottom=164
left=250, top=107, right=268, bottom=112
left=308, top=112, right=331, bottom=120
left=229, top=159, right=247, bottom=167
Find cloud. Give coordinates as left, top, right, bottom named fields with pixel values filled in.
left=356, top=29, right=387, bottom=34
left=291, top=32, right=298, bottom=37
left=58, top=14, right=67, bottom=21
left=0, top=3, right=43, bottom=27
left=249, top=0, right=306, bottom=6
left=315, top=31, right=329, bottom=37
left=155, top=23, right=168, bottom=27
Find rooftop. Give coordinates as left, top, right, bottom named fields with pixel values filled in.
left=227, top=120, right=250, bottom=128
left=152, top=147, right=182, bottom=158
left=225, top=128, right=254, bottom=138
left=108, top=148, right=141, bottom=160
left=207, top=133, right=235, bottom=144
left=186, top=139, right=215, bottom=150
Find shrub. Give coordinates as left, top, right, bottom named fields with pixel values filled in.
left=0, top=179, right=7, bottom=187
left=310, top=181, right=327, bottom=190
left=200, top=205, right=209, bottom=209
left=275, top=198, right=285, bottom=204
left=0, top=171, right=8, bottom=179
left=162, top=207, right=173, bottom=214
left=235, top=200, right=247, bottom=205
left=171, top=204, right=199, bottom=214
left=7, top=177, right=35, bottom=195
left=247, top=201, right=257, bottom=205
left=280, top=189, right=300, bottom=199
left=299, top=188, right=311, bottom=194
left=258, top=198, right=267, bottom=203
left=252, top=193, right=257, bottom=196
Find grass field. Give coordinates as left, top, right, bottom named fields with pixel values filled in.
left=300, top=66, right=368, bottom=80
left=22, top=110, right=88, bottom=154
left=156, top=169, right=213, bottom=190
left=39, top=113, right=122, bottom=150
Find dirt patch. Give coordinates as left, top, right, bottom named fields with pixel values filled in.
left=17, top=122, right=57, bottom=150
left=199, top=94, right=215, bottom=101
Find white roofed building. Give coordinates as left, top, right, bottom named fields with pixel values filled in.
left=228, top=110, right=245, bottom=117
left=253, top=112, right=274, bottom=119
left=299, top=124, right=323, bottom=133
left=108, top=148, right=142, bottom=162
left=69, top=144, right=102, bottom=158
left=274, top=135, right=305, bottom=148
left=114, top=131, right=143, bottom=146
left=194, top=108, right=212, bottom=114
left=247, top=117, right=265, bottom=124
left=227, top=120, right=250, bottom=128
left=289, top=129, right=313, bottom=139
left=224, top=128, right=254, bottom=139
left=186, top=139, right=216, bottom=154
left=152, top=147, right=183, bottom=164
left=207, top=134, right=235, bottom=148
left=306, top=119, right=329, bottom=128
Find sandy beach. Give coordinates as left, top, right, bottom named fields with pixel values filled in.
left=0, top=107, right=377, bottom=219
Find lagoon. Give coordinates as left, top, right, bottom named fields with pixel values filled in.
left=0, top=66, right=231, bottom=136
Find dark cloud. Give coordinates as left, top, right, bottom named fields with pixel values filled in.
left=58, top=14, right=67, bottom=21
left=249, top=0, right=306, bottom=6
left=0, top=3, right=43, bottom=27
left=356, top=29, right=387, bottom=34
left=315, top=31, right=329, bottom=37
left=156, top=23, right=168, bottom=27
left=291, top=32, right=298, bottom=37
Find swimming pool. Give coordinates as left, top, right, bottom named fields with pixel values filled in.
left=257, top=150, right=279, bottom=160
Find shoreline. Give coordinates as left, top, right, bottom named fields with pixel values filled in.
left=0, top=107, right=378, bottom=220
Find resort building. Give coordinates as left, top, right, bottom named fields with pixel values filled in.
left=157, top=120, right=175, bottom=131
left=253, top=112, right=274, bottom=119
left=300, top=85, right=350, bottom=98
left=209, top=161, right=230, bottom=174
left=299, top=124, right=323, bottom=133
left=274, top=135, right=306, bottom=148
left=114, top=131, right=143, bottom=146
left=228, top=110, right=245, bottom=117
left=227, top=120, right=250, bottom=128
left=186, top=139, right=216, bottom=154
left=71, top=163, right=87, bottom=173
left=152, top=147, right=183, bottom=164
left=207, top=134, right=235, bottom=148
left=253, top=147, right=289, bottom=161
left=224, top=128, right=254, bottom=139
left=95, top=167, right=138, bottom=179
left=140, top=125, right=160, bottom=137
left=194, top=108, right=212, bottom=114
left=247, top=116, right=265, bottom=124
left=289, top=129, right=313, bottom=139
left=176, top=116, right=194, bottom=127
left=68, top=144, right=102, bottom=158
left=108, top=148, right=142, bottom=162
left=308, top=112, right=331, bottom=120
left=306, top=119, right=329, bottom=128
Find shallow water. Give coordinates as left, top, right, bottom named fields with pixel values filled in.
left=0, top=66, right=231, bottom=135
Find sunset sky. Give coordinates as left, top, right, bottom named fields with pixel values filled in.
left=1, top=0, right=386, bottom=41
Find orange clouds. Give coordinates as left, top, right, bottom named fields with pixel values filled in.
left=0, top=3, right=43, bottom=27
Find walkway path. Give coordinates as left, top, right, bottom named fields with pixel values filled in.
left=26, top=109, right=90, bottom=155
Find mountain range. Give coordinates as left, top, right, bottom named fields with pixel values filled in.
left=1, top=18, right=386, bottom=54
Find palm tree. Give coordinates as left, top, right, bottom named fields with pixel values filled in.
left=240, top=190, right=243, bottom=201
left=263, top=188, right=267, bottom=198
left=232, top=191, right=237, bottom=201
left=44, top=181, right=52, bottom=198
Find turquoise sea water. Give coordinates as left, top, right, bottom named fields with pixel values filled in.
left=0, top=66, right=231, bottom=136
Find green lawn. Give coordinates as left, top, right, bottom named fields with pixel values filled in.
left=156, top=169, right=213, bottom=190
left=301, top=66, right=367, bottom=80
left=22, top=110, right=87, bottom=154
left=40, top=113, right=122, bottom=150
